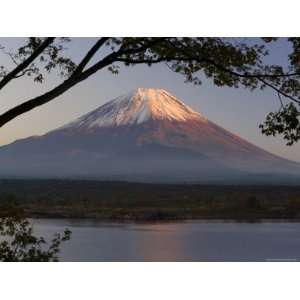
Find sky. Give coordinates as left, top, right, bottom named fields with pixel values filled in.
left=0, top=37, right=300, bottom=162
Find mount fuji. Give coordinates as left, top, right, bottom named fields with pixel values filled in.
left=0, top=88, right=299, bottom=183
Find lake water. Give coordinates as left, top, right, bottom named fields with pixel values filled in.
left=31, top=219, right=300, bottom=261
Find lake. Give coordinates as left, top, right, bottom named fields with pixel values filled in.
left=31, top=219, right=300, bottom=261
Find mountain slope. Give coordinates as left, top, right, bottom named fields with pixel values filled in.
left=59, top=88, right=207, bottom=129
left=0, top=88, right=299, bottom=183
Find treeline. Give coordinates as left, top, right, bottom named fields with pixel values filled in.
left=1, top=179, right=300, bottom=220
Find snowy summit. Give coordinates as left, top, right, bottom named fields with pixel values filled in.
left=64, top=88, right=207, bottom=129
left=1, top=87, right=299, bottom=182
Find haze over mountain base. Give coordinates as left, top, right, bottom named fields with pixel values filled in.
left=0, top=88, right=299, bottom=183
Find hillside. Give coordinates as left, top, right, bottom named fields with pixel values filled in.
left=0, top=88, right=299, bottom=182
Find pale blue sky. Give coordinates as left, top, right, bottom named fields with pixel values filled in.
left=0, top=38, right=300, bottom=162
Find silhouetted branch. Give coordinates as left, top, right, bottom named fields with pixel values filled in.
left=72, top=37, right=110, bottom=76
left=14, top=68, right=36, bottom=78
left=0, top=38, right=55, bottom=90
left=257, top=77, right=300, bottom=104
left=0, top=52, right=116, bottom=128
left=1, top=37, right=300, bottom=130
left=118, top=48, right=300, bottom=105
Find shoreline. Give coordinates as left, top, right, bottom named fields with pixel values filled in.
left=27, top=213, right=300, bottom=223
left=2, top=179, right=300, bottom=223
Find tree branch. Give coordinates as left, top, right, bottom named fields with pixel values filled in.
left=0, top=53, right=115, bottom=128
left=14, top=68, right=37, bottom=78
left=1, top=37, right=300, bottom=129
left=116, top=38, right=166, bottom=56
left=116, top=57, right=171, bottom=65
left=165, top=39, right=300, bottom=79
left=78, top=38, right=166, bottom=80
left=0, top=38, right=55, bottom=90
left=118, top=54, right=300, bottom=105
left=72, top=37, right=110, bottom=76
left=0, top=39, right=167, bottom=128
left=257, top=77, right=300, bottom=104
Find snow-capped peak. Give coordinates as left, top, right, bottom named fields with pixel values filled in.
left=63, top=88, right=207, bottom=129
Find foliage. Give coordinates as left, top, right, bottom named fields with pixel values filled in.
left=1, top=180, right=300, bottom=221
left=0, top=207, right=71, bottom=262
left=260, top=102, right=300, bottom=145
left=0, top=37, right=299, bottom=144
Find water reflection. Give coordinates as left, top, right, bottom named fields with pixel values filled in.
left=31, top=219, right=300, bottom=261
left=131, top=223, right=186, bottom=261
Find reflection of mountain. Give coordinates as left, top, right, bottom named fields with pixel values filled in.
left=0, top=88, right=299, bottom=183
